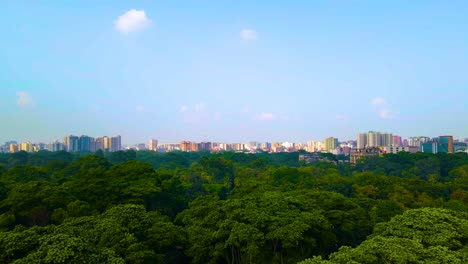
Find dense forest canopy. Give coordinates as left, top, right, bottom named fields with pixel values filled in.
left=0, top=150, right=467, bottom=263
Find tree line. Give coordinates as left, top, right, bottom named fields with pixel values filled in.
left=0, top=150, right=467, bottom=263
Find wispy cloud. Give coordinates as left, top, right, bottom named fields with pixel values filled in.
left=254, top=112, right=288, bottom=121
left=371, top=97, right=386, bottom=106
left=335, top=114, right=348, bottom=120
left=16, top=91, right=35, bottom=107
left=115, top=9, right=152, bottom=33
left=180, top=105, right=188, bottom=112
left=240, top=29, right=257, bottom=41
left=371, top=96, right=396, bottom=119
left=379, top=109, right=396, bottom=120
left=180, top=103, right=220, bottom=123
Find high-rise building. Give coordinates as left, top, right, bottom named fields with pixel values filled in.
left=190, top=142, right=199, bottom=152
left=47, top=141, right=65, bottom=152
left=64, top=135, right=79, bottom=152
left=393, top=135, right=402, bottom=146
left=198, top=142, right=212, bottom=151
left=95, top=137, right=104, bottom=151
left=367, top=132, right=380, bottom=147
left=148, top=139, right=158, bottom=151
left=89, top=137, right=96, bottom=152
left=79, top=135, right=92, bottom=152
left=363, top=131, right=393, bottom=147
left=409, top=137, right=431, bottom=148
left=103, top=136, right=111, bottom=151
left=439, top=136, right=453, bottom=153
left=110, top=135, right=122, bottom=152
left=9, top=143, right=19, bottom=153
left=357, top=133, right=367, bottom=149
left=20, top=142, right=33, bottom=152
left=180, top=141, right=191, bottom=152
left=324, top=137, right=338, bottom=152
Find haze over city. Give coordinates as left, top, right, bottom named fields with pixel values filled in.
left=2, top=1, right=468, bottom=144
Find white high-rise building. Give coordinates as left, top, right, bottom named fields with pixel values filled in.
left=148, top=139, right=158, bottom=151
left=357, top=133, right=367, bottom=149
left=367, top=132, right=380, bottom=147
left=359, top=131, right=393, bottom=148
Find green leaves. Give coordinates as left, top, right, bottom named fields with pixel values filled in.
left=0, top=204, right=185, bottom=263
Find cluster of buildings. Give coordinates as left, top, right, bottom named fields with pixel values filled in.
left=2, top=132, right=468, bottom=165
left=2, top=135, right=122, bottom=153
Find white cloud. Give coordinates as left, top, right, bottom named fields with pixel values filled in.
left=371, top=96, right=397, bottom=119
left=335, top=114, right=347, bottom=120
left=255, top=112, right=276, bottom=121
left=115, top=9, right=152, bottom=33
left=371, top=97, right=386, bottom=106
left=16, top=91, right=35, bottom=107
left=379, top=109, right=396, bottom=120
left=240, top=29, right=257, bottom=41
left=180, top=105, right=188, bottom=112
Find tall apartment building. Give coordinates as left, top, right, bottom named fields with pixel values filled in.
left=95, top=137, right=104, bottom=151
left=47, top=141, right=65, bottom=152
left=180, top=141, right=191, bottom=152
left=9, top=143, right=19, bottom=153
left=393, top=135, right=402, bottom=146
left=358, top=131, right=393, bottom=148
left=148, top=139, right=158, bottom=151
left=103, top=136, right=111, bottom=151
left=20, top=142, right=33, bottom=152
left=110, top=136, right=122, bottom=152
left=198, top=142, right=212, bottom=151
left=79, top=135, right=92, bottom=152
left=64, top=135, right=79, bottom=152
left=324, top=137, right=338, bottom=152
left=409, top=136, right=431, bottom=148
left=357, top=133, right=367, bottom=149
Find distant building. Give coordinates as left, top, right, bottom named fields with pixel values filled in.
left=357, top=133, right=367, bottom=149
left=64, top=135, right=79, bottom=152
left=103, top=136, right=111, bottom=151
left=299, top=153, right=335, bottom=164
left=47, top=141, right=65, bottom=152
left=409, top=136, right=431, bottom=149
left=95, top=137, right=105, bottom=151
left=148, top=139, right=158, bottom=151
left=324, top=137, right=338, bottom=152
left=421, top=136, right=453, bottom=154
left=439, top=136, right=453, bottom=153
left=110, top=136, right=122, bottom=152
left=9, top=143, right=19, bottom=153
left=180, top=141, right=191, bottom=152
left=198, top=142, right=212, bottom=151
left=79, top=135, right=92, bottom=152
left=383, top=146, right=418, bottom=154
left=392, top=136, right=402, bottom=146
left=20, top=142, right=33, bottom=152
left=454, top=141, right=468, bottom=152
left=358, top=131, right=393, bottom=148
left=350, top=147, right=380, bottom=165
left=190, top=142, right=199, bottom=152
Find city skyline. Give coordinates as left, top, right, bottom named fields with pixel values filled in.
left=2, top=1, right=468, bottom=144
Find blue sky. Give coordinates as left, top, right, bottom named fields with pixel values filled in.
left=1, top=0, right=468, bottom=144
